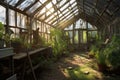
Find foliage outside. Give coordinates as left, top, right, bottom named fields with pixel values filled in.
left=0, top=22, right=4, bottom=39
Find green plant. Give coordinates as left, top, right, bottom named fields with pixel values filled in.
left=11, top=37, right=23, bottom=53
left=89, top=45, right=98, bottom=58
left=49, top=28, right=68, bottom=58
left=104, top=35, right=120, bottom=69
left=0, top=22, right=5, bottom=39
left=95, top=50, right=106, bottom=65
left=11, top=37, right=22, bottom=44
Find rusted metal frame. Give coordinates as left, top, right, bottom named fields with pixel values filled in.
left=32, top=0, right=52, bottom=16
left=14, top=0, right=25, bottom=7
left=48, top=2, right=77, bottom=24
left=23, top=0, right=39, bottom=12
left=5, top=2, right=9, bottom=33
left=51, top=6, right=78, bottom=25
left=43, top=0, right=71, bottom=21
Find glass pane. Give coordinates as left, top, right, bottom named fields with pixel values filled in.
left=52, top=0, right=56, bottom=4
left=17, top=13, right=21, bottom=27
left=70, top=0, right=76, bottom=4
left=5, top=0, right=19, bottom=6
left=39, top=0, right=47, bottom=3
left=46, top=11, right=51, bottom=16
left=71, top=2, right=77, bottom=8
left=62, top=9, right=69, bottom=14
left=59, top=0, right=67, bottom=7
left=69, top=31, right=73, bottom=44
left=45, top=15, right=54, bottom=22
left=9, top=9, right=15, bottom=26
left=64, top=24, right=73, bottom=30
left=60, top=3, right=69, bottom=11
left=17, top=0, right=35, bottom=11
left=17, top=13, right=26, bottom=28
left=40, top=7, right=46, bottom=14
left=40, top=15, right=45, bottom=20
left=74, top=31, right=79, bottom=44
left=75, top=20, right=80, bottom=29
left=27, top=2, right=42, bottom=13
left=83, top=31, right=87, bottom=43
left=0, top=6, right=6, bottom=24
left=46, top=2, right=52, bottom=9
left=49, top=8, right=54, bottom=13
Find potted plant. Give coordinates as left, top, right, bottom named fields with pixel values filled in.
left=11, top=37, right=22, bottom=54
left=0, top=22, right=5, bottom=48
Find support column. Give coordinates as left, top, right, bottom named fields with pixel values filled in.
left=73, top=23, right=75, bottom=45
left=6, top=4, right=9, bottom=33
left=86, top=21, right=88, bottom=43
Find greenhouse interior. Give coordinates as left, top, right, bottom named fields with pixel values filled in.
left=0, top=0, right=120, bottom=80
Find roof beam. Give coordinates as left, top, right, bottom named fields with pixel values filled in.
left=37, top=0, right=61, bottom=18
left=42, top=0, right=70, bottom=21
left=51, top=7, right=78, bottom=25
left=31, top=16, right=54, bottom=28
left=23, top=0, right=39, bottom=12
left=32, top=0, right=52, bottom=16
left=54, top=12, right=78, bottom=27
left=14, top=0, right=25, bottom=7
left=95, top=0, right=114, bottom=23
left=57, top=14, right=80, bottom=29
left=0, top=0, right=54, bottom=28
left=47, top=1, right=76, bottom=24
left=76, top=0, right=83, bottom=14
left=0, top=0, right=28, bottom=16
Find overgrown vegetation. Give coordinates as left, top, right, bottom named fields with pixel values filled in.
left=49, top=28, right=69, bottom=58
left=89, top=35, right=120, bottom=73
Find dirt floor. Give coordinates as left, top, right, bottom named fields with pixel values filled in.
left=28, top=52, right=120, bottom=80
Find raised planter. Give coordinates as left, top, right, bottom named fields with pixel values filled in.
left=0, top=48, right=14, bottom=58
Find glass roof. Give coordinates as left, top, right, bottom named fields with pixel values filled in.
left=27, top=2, right=42, bottom=14
left=5, top=0, right=19, bottom=6
left=2, top=0, right=118, bottom=28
